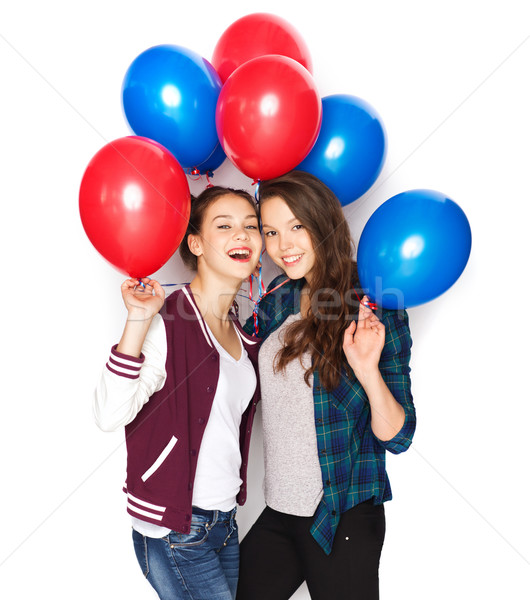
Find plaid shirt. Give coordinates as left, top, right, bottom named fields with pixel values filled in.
left=244, top=275, right=416, bottom=555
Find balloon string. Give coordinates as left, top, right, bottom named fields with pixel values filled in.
left=139, top=280, right=375, bottom=332
left=159, top=282, right=246, bottom=316
left=186, top=167, right=201, bottom=182
left=351, top=286, right=378, bottom=311
left=252, top=179, right=261, bottom=204
left=205, top=171, right=214, bottom=188
left=247, top=251, right=289, bottom=337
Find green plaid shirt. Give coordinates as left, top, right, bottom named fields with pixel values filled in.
left=244, top=275, right=416, bottom=554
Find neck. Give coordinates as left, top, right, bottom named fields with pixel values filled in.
left=189, top=270, right=242, bottom=323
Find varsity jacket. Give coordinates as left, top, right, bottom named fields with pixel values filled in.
left=96, top=286, right=261, bottom=535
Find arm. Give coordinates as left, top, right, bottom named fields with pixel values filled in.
left=93, top=279, right=167, bottom=431
left=117, top=278, right=165, bottom=356
left=343, top=298, right=415, bottom=450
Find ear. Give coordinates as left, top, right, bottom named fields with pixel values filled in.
left=187, top=234, right=203, bottom=258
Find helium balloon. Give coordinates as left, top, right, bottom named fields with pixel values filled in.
left=212, top=12, right=312, bottom=83
left=79, top=136, right=191, bottom=278
left=357, top=189, right=472, bottom=309
left=122, top=45, right=222, bottom=168
left=298, top=94, right=386, bottom=206
left=216, top=55, right=322, bottom=180
left=196, top=142, right=226, bottom=174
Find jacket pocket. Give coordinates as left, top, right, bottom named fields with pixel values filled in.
left=141, top=436, right=178, bottom=482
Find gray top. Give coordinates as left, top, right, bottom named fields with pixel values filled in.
left=259, top=313, right=324, bottom=516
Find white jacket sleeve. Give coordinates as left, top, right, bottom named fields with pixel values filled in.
left=94, top=313, right=167, bottom=432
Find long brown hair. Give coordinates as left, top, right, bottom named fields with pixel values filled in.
left=259, top=170, right=361, bottom=391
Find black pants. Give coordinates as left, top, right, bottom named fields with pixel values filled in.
left=236, top=502, right=385, bottom=600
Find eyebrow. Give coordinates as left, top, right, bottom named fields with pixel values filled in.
left=262, top=217, right=298, bottom=229
left=212, top=214, right=258, bottom=221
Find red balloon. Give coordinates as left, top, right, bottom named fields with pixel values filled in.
left=216, top=55, right=322, bottom=181
left=79, top=136, right=191, bottom=278
left=212, top=13, right=312, bottom=83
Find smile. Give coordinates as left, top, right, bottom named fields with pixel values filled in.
left=228, top=248, right=252, bottom=262
left=282, top=254, right=303, bottom=265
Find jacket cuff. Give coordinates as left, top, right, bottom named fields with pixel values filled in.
left=105, top=344, right=145, bottom=380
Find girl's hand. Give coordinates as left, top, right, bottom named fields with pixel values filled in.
left=343, top=297, right=385, bottom=382
left=121, top=278, right=165, bottom=321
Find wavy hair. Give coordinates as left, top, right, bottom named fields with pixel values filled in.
left=259, top=171, right=362, bottom=391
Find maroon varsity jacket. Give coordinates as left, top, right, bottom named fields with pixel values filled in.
left=121, top=286, right=260, bottom=534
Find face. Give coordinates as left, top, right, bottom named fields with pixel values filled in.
left=189, top=194, right=262, bottom=282
left=261, top=195, right=315, bottom=282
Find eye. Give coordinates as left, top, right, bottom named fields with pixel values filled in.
left=217, top=224, right=230, bottom=229
left=245, top=224, right=258, bottom=230
left=293, top=224, right=303, bottom=231
left=264, top=230, right=277, bottom=237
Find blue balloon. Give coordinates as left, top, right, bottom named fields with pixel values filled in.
left=196, top=141, right=226, bottom=174
left=122, top=45, right=222, bottom=169
left=297, top=94, right=386, bottom=206
left=357, top=190, right=472, bottom=309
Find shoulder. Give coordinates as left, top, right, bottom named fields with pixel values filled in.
left=160, top=286, right=198, bottom=323
left=266, top=273, right=290, bottom=292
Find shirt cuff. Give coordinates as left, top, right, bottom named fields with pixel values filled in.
left=377, top=417, right=415, bottom=454
left=105, top=344, right=145, bottom=380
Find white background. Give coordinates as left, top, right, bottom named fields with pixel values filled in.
left=1, top=1, right=529, bottom=598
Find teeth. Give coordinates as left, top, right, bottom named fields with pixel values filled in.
left=283, top=254, right=302, bottom=263
left=228, top=249, right=250, bottom=257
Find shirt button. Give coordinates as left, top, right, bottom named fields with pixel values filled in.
left=326, top=480, right=331, bottom=486
left=198, top=417, right=205, bottom=424
left=321, top=449, right=327, bottom=455
left=185, top=514, right=191, bottom=522
left=331, top=510, right=337, bottom=516
left=211, top=355, right=217, bottom=361
left=190, top=449, right=197, bottom=456
left=206, top=386, right=214, bottom=393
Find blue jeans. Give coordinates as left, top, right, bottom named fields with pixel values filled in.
left=133, top=506, right=239, bottom=600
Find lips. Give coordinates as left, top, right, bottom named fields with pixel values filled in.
left=228, top=247, right=252, bottom=262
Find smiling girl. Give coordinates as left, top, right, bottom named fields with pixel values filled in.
left=236, top=171, right=416, bottom=600
left=94, top=186, right=262, bottom=600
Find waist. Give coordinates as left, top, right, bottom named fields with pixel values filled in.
left=192, top=505, right=237, bottom=522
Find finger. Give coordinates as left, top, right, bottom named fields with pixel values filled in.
left=151, top=280, right=166, bottom=299
left=374, top=321, right=385, bottom=333
left=357, top=308, right=369, bottom=326
left=345, top=319, right=357, bottom=334
left=343, top=320, right=356, bottom=348
left=361, top=295, right=372, bottom=309
left=366, top=313, right=381, bottom=326
left=358, top=298, right=372, bottom=322
left=122, top=278, right=139, bottom=290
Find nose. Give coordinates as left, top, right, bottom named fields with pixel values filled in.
left=278, top=233, right=294, bottom=252
left=233, top=226, right=249, bottom=241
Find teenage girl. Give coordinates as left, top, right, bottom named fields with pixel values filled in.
left=236, top=171, right=416, bottom=600
left=94, top=186, right=262, bottom=600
